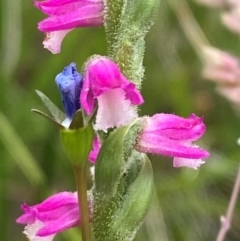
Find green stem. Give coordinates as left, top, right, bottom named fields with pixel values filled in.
left=167, top=0, right=210, bottom=59
left=74, top=164, right=91, bottom=241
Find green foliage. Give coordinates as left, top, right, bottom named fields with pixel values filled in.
left=93, top=125, right=153, bottom=241
left=1, top=0, right=240, bottom=241
left=105, top=0, right=161, bottom=87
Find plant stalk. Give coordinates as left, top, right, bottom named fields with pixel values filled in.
left=74, top=164, right=92, bottom=241
left=216, top=165, right=240, bottom=241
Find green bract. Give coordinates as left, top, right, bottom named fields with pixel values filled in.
left=93, top=121, right=153, bottom=241
left=60, top=123, right=94, bottom=166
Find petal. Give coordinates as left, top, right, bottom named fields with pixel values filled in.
left=80, top=73, right=96, bottom=115
left=173, top=157, right=205, bottom=170
left=23, top=220, right=55, bottom=241
left=138, top=134, right=209, bottom=159
left=34, top=0, right=100, bottom=8
left=86, top=57, right=126, bottom=96
left=221, top=10, right=240, bottom=34
left=94, top=88, right=138, bottom=132
left=38, top=4, right=103, bottom=31
left=32, top=192, right=78, bottom=212
left=34, top=2, right=94, bottom=16
left=16, top=212, right=36, bottom=224
left=144, top=114, right=206, bottom=140
left=43, top=29, right=72, bottom=54
left=88, top=137, right=101, bottom=163
left=16, top=204, right=38, bottom=224
left=37, top=207, right=80, bottom=236
left=55, top=62, right=82, bottom=118
left=36, top=204, right=78, bottom=222
left=122, top=80, right=144, bottom=105
left=202, top=66, right=238, bottom=84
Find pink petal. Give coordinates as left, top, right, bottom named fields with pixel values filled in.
left=37, top=207, right=80, bottom=236
left=138, top=134, right=209, bottom=159
left=221, top=10, right=240, bottom=34
left=34, top=0, right=100, bottom=8
left=16, top=212, right=36, bottom=224
left=144, top=114, right=206, bottom=141
left=38, top=4, right=103, bottom=31
left=88, top=137, right=101, bottom=163
left=202, top=67, right=238, bottom=83
left=80, top=71, right=96, bottom=115
left=122, top=80, right=144, bottom=105
left=35, top=2, right=92, bottom=16
left=32, top=192, right=78, bottom=212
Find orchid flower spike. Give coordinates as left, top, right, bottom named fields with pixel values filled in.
left=136, top=113, right=210, bottom=170
left=55, top=62, right=83, bottom=128
left=34, top=0, right=104, bottom=53
left=80, top=56, right=144, bottom=132
left=16, top=192, right=80, bottom=241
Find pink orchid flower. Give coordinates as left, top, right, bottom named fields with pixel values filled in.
left=16, top=192, right=80, bottom=241
left=80, top=56, right=144, bottom=132
left=136, top=113, right=209, bottom=169
left=34, top=0, right=104, bottom=53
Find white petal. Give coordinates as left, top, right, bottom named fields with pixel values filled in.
left=94, top=88, right=138, bottom=132
left=62, top=118, right=71, bottom=128
left=173, top=157, right=205, bottom=170
left=43, top=29, right=73, bottom=54
left=23, top=220, right=55, bottom=241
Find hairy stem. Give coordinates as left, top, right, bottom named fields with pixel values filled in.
left=74, top=164, right=91, bottom=241
left=216, top=165, right=240, bottom=241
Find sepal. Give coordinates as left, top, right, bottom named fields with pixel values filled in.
left=60, top=122, right=94, bottom=165
left=32, top=90, right=85, bottom=129
left=35, top=90, right=65, bottom=123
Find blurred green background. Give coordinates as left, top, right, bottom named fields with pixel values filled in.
left=0, top=0, right=240, bottom=240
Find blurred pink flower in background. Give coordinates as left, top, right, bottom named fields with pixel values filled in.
left=201, top=46, right=240, bottom=105
left=201, top=46, right=240, bottom=84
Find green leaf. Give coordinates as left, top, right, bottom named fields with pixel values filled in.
left=35, top=89, right=65, bottom=123
left=93, top=120, right=148, bottom=241
left=0, top=111, right=46, bottom=186
left=112, top=154, right=154, bottom=239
